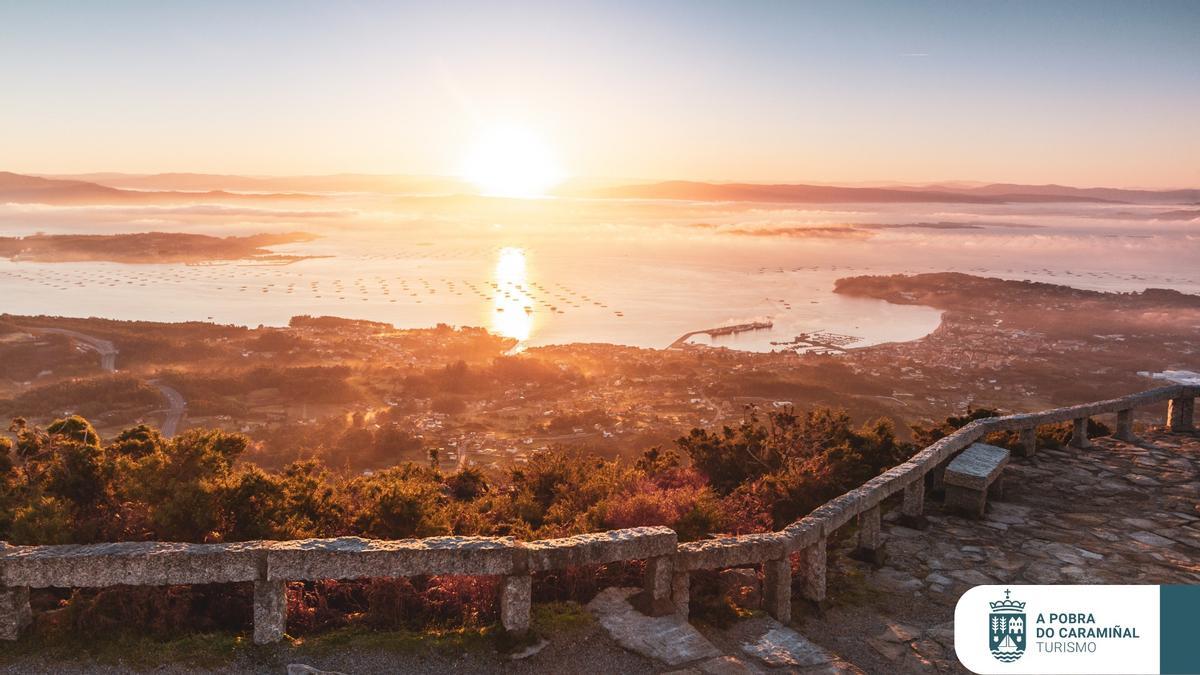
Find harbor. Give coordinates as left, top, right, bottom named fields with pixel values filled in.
left=668, top=320, right=774, bottom=349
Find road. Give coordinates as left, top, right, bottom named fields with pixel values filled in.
left=34, top=327, right=118, bottom=372
left=25, top=326, right=186, bottom=437
left=148, top=379, right=187, bottom=437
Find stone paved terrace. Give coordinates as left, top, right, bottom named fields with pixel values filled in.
left=795, top=429, right=1199, bottom=674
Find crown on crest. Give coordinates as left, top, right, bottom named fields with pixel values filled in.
left=990, top=589, right=1025, bottom=613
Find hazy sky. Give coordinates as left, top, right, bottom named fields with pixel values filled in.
left=2, top=1, right=1198, bottom=187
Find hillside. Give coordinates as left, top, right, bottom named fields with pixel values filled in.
left=44, top=172, right=472, bottom=195
left=923, top=182, right=1200, bottom=204
left=0, top=172, right=318, bottom=205
left=11, top=171, right=1199, bottom=205
left=563, top=180, right=1132, bottom=204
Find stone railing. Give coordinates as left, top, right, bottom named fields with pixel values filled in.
left=0, top=385, right=1195, bottom=643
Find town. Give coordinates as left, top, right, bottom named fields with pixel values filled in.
left=3, top=274, right=1197, bottom=478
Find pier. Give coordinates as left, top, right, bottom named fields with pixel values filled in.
left=769, top=330, right=861, bottom=354
left=667, top=320, right=773, bottom=349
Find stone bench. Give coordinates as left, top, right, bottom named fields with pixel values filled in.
left=943, top=443, right=1009, bottom=518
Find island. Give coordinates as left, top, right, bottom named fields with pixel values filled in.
left=0, top=231, right=318, bottom=264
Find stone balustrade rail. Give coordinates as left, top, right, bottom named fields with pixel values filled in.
left=0, top=384, right=1195, bottom=643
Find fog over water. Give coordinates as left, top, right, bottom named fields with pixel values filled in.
left=1, top=197, right=1196, bottom=352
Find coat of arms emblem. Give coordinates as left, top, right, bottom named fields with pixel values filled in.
left=989, top=589, right=1026, bottom=662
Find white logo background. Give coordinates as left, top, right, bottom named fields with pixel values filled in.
left=955, top=585, right=1160, bottom=674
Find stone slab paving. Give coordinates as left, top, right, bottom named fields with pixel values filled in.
left=741, top=624, right=832, bottom=669
left=796, top=430, right=1199, bottom=673
left=589, top=590, right=854, bottom=674
left=587, top=587, right=722, bottom=666
left=664, top=655, right=762, bottom=675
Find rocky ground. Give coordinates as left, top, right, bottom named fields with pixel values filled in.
left=2, top=429, right=1195, bottom=674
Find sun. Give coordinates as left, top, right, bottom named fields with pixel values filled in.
left=460, top=124, right=566, bottom=198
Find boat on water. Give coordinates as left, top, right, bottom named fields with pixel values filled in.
left=991, top=633, right=1022, bottom=662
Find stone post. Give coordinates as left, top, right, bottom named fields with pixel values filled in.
left=799, top=539, right=827, bottom=603
left=857, top=506, right=882, bottom=551
left=671, top=571, right=690, bottom=618
left=1019, top=427, right=1037, bottom=457
left=852, top=505, right=885, bottom=564
left=500, top=574, right=532, bottom=634
left=644, top=556, right=672, bottom=602
left=0, top=587, right=31, bottom=641
left=762, top=557, right=792, bottom=623
left=1115, top=409, right=1137, bottom=442
left=900, top=477, right=925, bottom=527
left=635, top=555, right=675, bottom=616
left=1069, top=417, right=1091, bottom=449
left=252, top=579, right=287, bottom=645
left=1167, top=396, right=1195, bottom=432
left=928, top=460, right=949, bottom=495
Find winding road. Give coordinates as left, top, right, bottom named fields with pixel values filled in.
left=35, top=327, right=118, bottom=372
left=147, top=379, right=187, bottom=437
left=27, top=327, right=186, bottom=437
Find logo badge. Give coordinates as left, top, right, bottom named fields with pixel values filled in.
left=989, top=589, right=1026, bottom=662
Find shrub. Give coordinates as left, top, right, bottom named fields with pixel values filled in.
left=2, top=403, right=913, bottom=639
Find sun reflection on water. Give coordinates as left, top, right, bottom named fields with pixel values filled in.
left=492, top=246, right=533, bottom=343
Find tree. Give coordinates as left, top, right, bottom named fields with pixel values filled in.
left=675, top=407, right=795, bottom=494
left=0, top=436, right=16, bottom=538
left=431, top=396, right=466, bottom=415
left=371, top=423, right=422, bottom=463
left=350, top=467, right=448, bottom=539
left=911, top=407, right=999, bottom=446
left=8, top=494, right=75, bottom=545
left=9, top=417, right=49, bottom=461
left=635, top=447, right=681, bottom=476
left=221, top=466, right=286, bottom=540
left=47, top=415, right=101, bottom=448
left=0, top=435, right=13, bottom=476
left=124, top=428, right=251, bottom=541
left=277, top=459, right=345, bottom=537
left=446, top=467, right=487, bottom=501
left=108, top=424, right=166, bottom=459
left=44, top=440, right=109, bottom=514
left=678, top=407, right=911, bottom=527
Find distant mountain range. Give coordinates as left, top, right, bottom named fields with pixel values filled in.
left=0, top=172, right=319, bottom=205
left=566, top=180, right=1200, bottom=205
left=905, top=182, right=1200, bottom=205
left=2, top=171, right=1197, bottom=206
left=44, top=172, right=470, bottom=195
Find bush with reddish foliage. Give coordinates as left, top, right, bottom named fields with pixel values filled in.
left=2, top=405, right=915, bottom=640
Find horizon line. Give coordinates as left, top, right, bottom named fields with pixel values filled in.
left=11, top=170, right=1200, bottom=193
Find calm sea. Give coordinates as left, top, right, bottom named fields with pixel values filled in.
left=0, top=198, right=1195, bottom=352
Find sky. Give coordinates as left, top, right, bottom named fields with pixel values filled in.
left=1, top=0, right=1198, bottom=188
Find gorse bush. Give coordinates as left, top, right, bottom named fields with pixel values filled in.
left=0, top=405, right=915, bottom=543
left=1, top=405, right=913, bottom=637
left=910, top=407, right=1112, bottom=453
left=679, top=407, right=909, bottom=527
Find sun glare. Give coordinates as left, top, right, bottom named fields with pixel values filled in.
left=492, top=246, right=533, bottom=343
left=461, top=124, right=566, bottom=198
